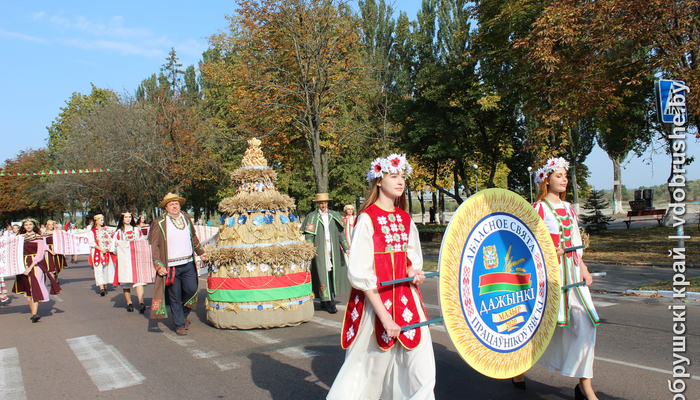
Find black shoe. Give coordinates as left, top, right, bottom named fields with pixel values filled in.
left=30, top=314, right=41, bottom=323
left=100, top=289, right=106, bottom=296
left=139, top=303, right=146, bottom=314
left=511, top=377, right=526, bottom=390
left=327, top=302, right=338, bottom=314
left=127, top=303, right=134, bottom=312
left=319, top=301, right=329, bottom=311
left=574, top=384, right=586, bottom=400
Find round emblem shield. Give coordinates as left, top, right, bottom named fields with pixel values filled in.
left=439, top=189, right=560, bottom=378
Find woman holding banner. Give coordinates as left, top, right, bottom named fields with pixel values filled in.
left=110, top=212, right=148, bottom=313
left=514, top=158, right=600, bottom=400
left=327, top=154, right=435, bottom=400
left=12, top=218, right=61, bottom=322
left=89, top=214, right=114, bottom=297
left=43, top=220, right=67, bottom=283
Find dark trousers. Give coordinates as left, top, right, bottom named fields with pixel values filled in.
left=167, top=261, right=197, bottom=329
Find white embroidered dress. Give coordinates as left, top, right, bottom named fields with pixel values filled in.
left=327, top=213, right=436, bottom=400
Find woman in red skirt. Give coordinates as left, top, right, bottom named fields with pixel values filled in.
left=12, top=218, right=61, bottom=322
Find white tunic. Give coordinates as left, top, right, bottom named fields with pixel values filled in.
left=327, top=213, right=436, bottom=400
left=535, top=200, right=598, bottom=378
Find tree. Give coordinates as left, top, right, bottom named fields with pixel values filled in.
left=564, top=118, right=596, bottom=212
left=161, top=48, right=184, bottom=95
left=580, top=189, right=614, bottom=233
left=203, top=0, right=375, bottom=195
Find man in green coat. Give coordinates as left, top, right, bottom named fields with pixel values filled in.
left=302, top=193, right=350, bottom=313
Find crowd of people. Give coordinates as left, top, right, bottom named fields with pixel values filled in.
left=1, top=154, right=600, bottom=400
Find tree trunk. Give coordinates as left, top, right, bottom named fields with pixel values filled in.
left=419, top=191, right=425, bottom=224
left=570, top=160, right=580, bottom=214
left=407, top=184, right=413, bottom=217
left=611, top=156, right=623, bottom=214
left=439, top=191, right=445, bottom=225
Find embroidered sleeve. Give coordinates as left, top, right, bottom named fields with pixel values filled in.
left=346, top=213, right=377, bottom=291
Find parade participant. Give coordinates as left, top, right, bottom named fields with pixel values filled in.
left=12, top=218, right=61, bottom=322
left=110, top=212, right=146, bottom=313
left=43, top=220, right=67, bottom=283
left=12, top=224, right=20, bottom=235
left=136, top=215, right=149, bottom=227
left=328, top=154, right=435, bottom=400
left=302, top=193, right=350, bottom=314
left=148, top=193, right=207, bottom=336
left=513, top=157, right=600, bottom=400
left=342, top=204, right=356, bottom=247
left=0, top=277, right=8, bottom=305
left=89, top=214, right=114, bottom=296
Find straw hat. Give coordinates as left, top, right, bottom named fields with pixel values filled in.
left=313, top=193, right=332, bottom=203
left=159, top=193, right=186, bottom=209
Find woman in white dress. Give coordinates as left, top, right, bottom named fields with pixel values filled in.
left=514, top=157, right=600, bottom=400
left=110, top=212, right=147, bottom=313
left=327, top=154, right=435, bottom=400
left=89, top=214, right=114, bottom=296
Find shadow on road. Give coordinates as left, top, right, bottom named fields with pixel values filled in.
left=250, top=352, right=329, bottom=399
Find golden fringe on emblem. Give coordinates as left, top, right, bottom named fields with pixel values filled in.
left=205, top=241, right=316, bottom=279
left=218, top=191, right=296, bottom=214
left=229, top=167, right=277, bottom=186
left=440, top=191, right=560, bottom=378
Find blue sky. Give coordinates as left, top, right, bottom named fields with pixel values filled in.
left=1, top=1, right=696, bottom=190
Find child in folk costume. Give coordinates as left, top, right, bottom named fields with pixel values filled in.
left=110, top=212, right=148, bottom=314
left=342, top=204, right=356, bottom=247
left=328, top=154, right=435, bottom=400
left=43, top=220, right=68, bottom=283
left=12, top=218, right=61, bottom=322
left=514, top=158, right=600, bottom=400
left=89, top=214, right=115, bottom=296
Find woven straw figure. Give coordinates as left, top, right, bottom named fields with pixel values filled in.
left=205, top=138, right=316, bottom=329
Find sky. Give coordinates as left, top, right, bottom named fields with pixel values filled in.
left=1, top=1, right=697, bottom=190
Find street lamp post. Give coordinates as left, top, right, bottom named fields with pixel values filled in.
left=527, top=166, right=533, bottom=203
left=472, top=164, right=479, bottom=192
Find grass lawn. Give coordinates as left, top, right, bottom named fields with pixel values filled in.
left=635, top=276, right=700, bottom=292
left=584, top=225, right=698, bottom=265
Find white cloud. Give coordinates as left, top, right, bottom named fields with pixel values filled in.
left=58, top=38, right=165, bottom=58
left=0, top=28, right=47, bottom=44
left=26, top=11, right=208, bottom=61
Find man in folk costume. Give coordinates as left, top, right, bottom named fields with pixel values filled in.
left=302, top=193, right=350, bottom=314
left=148, top=193, right=207, bottom=336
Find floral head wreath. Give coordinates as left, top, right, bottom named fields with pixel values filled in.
left=21, top=218, right=40, bottom=227
left=367, top=153, right=413, bottom=182
left=533, top=157, right=570, bottom=184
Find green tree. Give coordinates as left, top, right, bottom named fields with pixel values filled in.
left=161, top=47, right=184, bottom=95
left=580, top=189, right=614, bottom=233
left=202, top=0, right=375, bottom=195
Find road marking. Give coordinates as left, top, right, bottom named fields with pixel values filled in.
left=66, top=335, right=145, bottom=391
left=596, top=357, right=700, bottom=381
left=593, top=301, right=617, bottom=307
left=243, top=330, right=321, bottom=359
left=245, top=330, right=281, bottom=344
left=277, top=347, right=321, bottom=359
left=311, top=316, right=342, bottom=329
left=51, top=295, right=63, bottom=302
left=0, top=348, right=27, bottom=400
left=159, top=323, right=240, bottom=371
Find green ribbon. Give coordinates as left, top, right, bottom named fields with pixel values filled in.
left=207, top=282, right=312, bottom=303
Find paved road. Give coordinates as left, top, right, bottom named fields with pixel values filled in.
left=1, top=258, right=698, bottom=400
